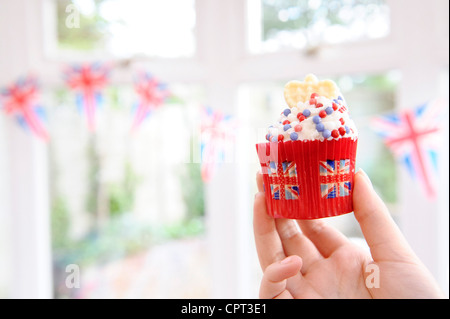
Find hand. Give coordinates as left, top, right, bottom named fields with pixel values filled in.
left=253, top=170, right=444, bottom=299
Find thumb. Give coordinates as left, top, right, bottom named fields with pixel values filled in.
left=353, top=170, right=418, bottom=262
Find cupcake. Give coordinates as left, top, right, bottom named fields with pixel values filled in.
left=256, top=74, right=358, bottom=219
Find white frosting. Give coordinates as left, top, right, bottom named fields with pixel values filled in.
left=266, top=94, right=358, bottom=142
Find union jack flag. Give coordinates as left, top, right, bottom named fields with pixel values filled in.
left=319, top=159, right=351, bottom=199
left=200, top=107, right=236, bottom=182
left=0, top=75, right=49, bottom=141
left=63, top=62, right=109, bottom=131
left=371, top=100, right=445, bottom=199
left=131, top=72, right=169, bottom=131
left=268, top=161, right=299, bottom=200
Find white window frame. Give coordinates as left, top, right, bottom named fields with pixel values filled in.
left=1, top=0, right=448, bottom=298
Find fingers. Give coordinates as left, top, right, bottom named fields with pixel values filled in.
left=275, top=219, right=322, bottom=272
left=353, top=170, right=418, bottom=262
left=254, top=172, right=323, bottom=272
left=254, top=172, right=286, bottom=270
left=259, top=255, right=302, bottom=299
left=297, top=219, right=349, bottom=258
left=254, top=172, right=340, bottom=272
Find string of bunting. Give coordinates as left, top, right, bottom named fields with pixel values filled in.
left=0, top=65, right=237, bottom=182
left=1, top=67, right=446, bottom=188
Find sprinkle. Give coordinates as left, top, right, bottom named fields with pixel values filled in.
left=338, top=127, right=346, bottom=136
left=322, top=130, right=331, bottom=139
left=319, top=110, right=327, bottom=118
left=345, top=125, right=350, bottom=133
left=325, top=107, right=333, bottom=115
left=316, top=103, right=323, bottom=108
left=283, top=108, right=291, bottom=116
left=290, top=132, right=298, bottom=141
left=338, top=96, right=343, bottom=101
left=309, top=98, right=317, bottom=106
left=294, top=124, right=302, bottom=132
left=271, top=136, right=278, bottom=142
left=339, top=105, right=348, bottom=113
left=266, top=133, right=271, bottom=141
left=316, top=123, right=325, bottom=132
left=278, top=134, right=284, bottom=141
left=283, top=124, right=291, bottom=131
left=302, top=109, right=311, bottom=117
left=331, top=129, right=339, bottom=138
left=332, top=102, right=339, bottom=111
left=297, top=114, right=306, bottom=122
left=312, top=115, right=321, bottom=124
left=282, top=120, right=290, bottom=125
left=310, top=92, right=319, bottom=99
left=339, top=118, right=345, bottom=125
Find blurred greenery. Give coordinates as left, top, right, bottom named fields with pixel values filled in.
left=262, top=0, right=386, bottom=40
left=351, top=73, right=399, bottom=92
left=369, top=146, right=397, bottom=203
left=346, top=73, right=398, bottom=203
left=51, top=158, right=205, bottom=297
left=85, top=134, right=101, bottom=220
left=180, top=162, right=205, bottom=220
left=51, top=196, right=71, bottom=250
left=50, top=124, right=205, bottom=297
left=51, top=212, right=204, bottom=297
left=107, top=86, right=122, bottom=110
left=51, top=214, right=204, bottom=268
left=57, top=0, right=113, bottom=51
left=108, top=162, right=139, bottom=217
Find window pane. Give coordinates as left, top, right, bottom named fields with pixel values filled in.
left=57, top=0, right=196, bottom=58
left=47, top=82, right=210, bottom=298
left=248, top=0, right=390, bottom=53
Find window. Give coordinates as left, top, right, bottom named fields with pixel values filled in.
left=41, top=0, right=208, bottom=298
left=47, top=81, right=209, bottom=298
left=1, top=0, right=448, bottom=299
left=248, top=0, right=390, bottom=53
left=55, top=0, right=196, bottom=58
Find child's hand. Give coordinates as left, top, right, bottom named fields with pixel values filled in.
left=253, top=170, right=444, bottom=299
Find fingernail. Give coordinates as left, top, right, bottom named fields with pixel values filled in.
left=280, top=256, right=294, bottom=264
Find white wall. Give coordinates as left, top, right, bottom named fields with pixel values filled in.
left=0, top=115, right=11, bottom=297
left=0, top=0, right=53, bottom=298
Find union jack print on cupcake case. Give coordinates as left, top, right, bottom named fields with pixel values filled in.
left=319, top=159, right=351, bottom=198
